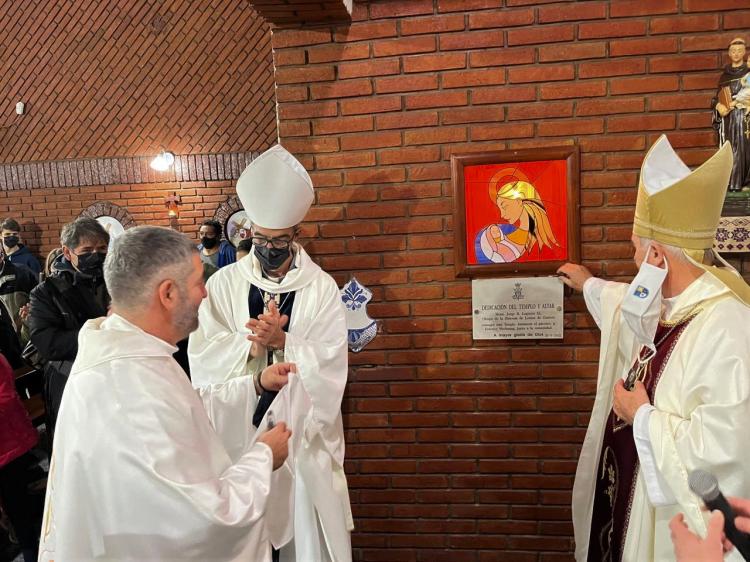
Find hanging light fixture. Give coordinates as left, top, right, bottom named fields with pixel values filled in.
left=151, top=151, right=175, bottom=171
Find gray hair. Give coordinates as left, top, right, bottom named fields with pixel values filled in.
left=60, top=218, right=109, bottom=249
left=635, top=236, right=714, bottom=265
left=104, top=226, right=197, bottom=310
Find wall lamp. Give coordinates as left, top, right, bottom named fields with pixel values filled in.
left=151, top=151, right=175, bottom=171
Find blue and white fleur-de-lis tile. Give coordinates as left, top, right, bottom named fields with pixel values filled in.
left=340, top=277, right=377, bottom=353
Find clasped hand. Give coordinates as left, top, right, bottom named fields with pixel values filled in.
left=246, top=299, right=289, bottom=352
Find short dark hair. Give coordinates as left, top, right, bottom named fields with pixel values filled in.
left=60, top=218, right=110, bottom=249
left=1, top=218, right=21, bottom=232
left=237, top=238, right=253, bottom=254
left=201, top=219, right=222, bottom=239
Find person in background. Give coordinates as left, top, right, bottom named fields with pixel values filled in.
left=42, top=248, right=62, bottom=280
left=0, top=251, right=37, bottom=346
left=1, top=219, right=41, bottom=278
left=16, top=248, right=63, bottom=345
left=0, top=352, right=42, bottom=562
left=236, top=238, right=253, bottom=261
left=198, top=219, right=235, bottom=269
left=39, top=226, right=291, bottom=561
left=28, top=219, right=110, bottom=436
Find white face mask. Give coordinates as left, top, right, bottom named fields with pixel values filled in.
left=620, top=247, right=669, bottom=354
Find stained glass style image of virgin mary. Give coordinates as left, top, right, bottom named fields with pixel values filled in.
left=463, top=159, right=569, bottom=267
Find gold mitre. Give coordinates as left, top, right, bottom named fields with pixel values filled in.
left=634, top=135, right=732, bottom=250
left=635, top=135, right=750, bottom=306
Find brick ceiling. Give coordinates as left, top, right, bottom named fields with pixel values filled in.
left=0, top=0, right=278, bottom=163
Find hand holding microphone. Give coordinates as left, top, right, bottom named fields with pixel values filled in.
left=670, top=469, right=750, bottom=561
left=729, top=496, right=750, bottom=536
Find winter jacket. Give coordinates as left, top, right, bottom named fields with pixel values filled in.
left=6, top=245, right=41, bottom=278
left=0, top=260, right=37, bottom=339
left=0, top=353, right=37, bottom=468
left=28, top=259, right=109, bottom=431
left=196, top=240, right=236, bottom=268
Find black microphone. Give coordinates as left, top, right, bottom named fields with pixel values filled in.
left=689, top=469, right=750, bottom=560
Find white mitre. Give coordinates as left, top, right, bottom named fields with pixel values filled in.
left=236, top=145, right=314, bottom=229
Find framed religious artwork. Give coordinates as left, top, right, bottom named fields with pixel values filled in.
left=212, top=196, right=251, bottom=248
left=77, top=202, right=136, bottom=251
left=226, top=210, right=251, bottom=248
left=452, top=145, right=580, bottom=277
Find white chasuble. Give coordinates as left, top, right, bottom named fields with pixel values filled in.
left=189, top=246, right=353, bottom=561
left=40, top=314, right=274, bottom=561
left=572, top=273, right=750, bottom=562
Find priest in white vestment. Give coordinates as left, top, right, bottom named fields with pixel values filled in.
left=39, top=226, right=293, bottom=562
left=188, top=145, right=353, bottom=562
left=559, top=136, right=750, bottom=562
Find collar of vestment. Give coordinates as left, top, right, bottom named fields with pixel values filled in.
left=661, top=272, right=734, bottom=324
left=240, top=243, right=321, bottom=293
left=72, top=314, right=178, bottom=375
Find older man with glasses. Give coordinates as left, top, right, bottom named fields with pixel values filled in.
left=188, top=145, right=353, bottom=562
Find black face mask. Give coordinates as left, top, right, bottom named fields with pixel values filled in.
left=4, top=236, right=19, bottom=249
left=255, top=245, right=291, bottom=272
left=75, top=251, right=106, bottom=277
left=201, top=237, right=218, bottom=250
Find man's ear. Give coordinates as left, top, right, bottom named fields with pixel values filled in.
left=62, top=246, right=73, bottom=262
left=649, top=243, right=667, bottom=268
left=157, top=279, right=178, bottom=310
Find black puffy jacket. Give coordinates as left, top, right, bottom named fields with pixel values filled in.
left=28, top=259, right=109, bottom=431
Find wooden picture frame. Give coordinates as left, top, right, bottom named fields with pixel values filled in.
left=452, top=145, right=580, bottom=278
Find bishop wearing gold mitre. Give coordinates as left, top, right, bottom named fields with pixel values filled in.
left=559, top=135, right=750, bottom=561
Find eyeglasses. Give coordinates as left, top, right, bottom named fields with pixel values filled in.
left=250, top=234, right=294, bottom=250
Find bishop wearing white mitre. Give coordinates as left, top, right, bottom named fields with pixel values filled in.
left=189, top=145, right=353, bottom=562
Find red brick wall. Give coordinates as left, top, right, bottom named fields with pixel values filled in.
left=0, top=1, right=276, bottom=163
left=0, top=180, right=238, bottom=259
left=272, top=2, right=750, bottom=560
left=0, top=152, right=256, bottom=257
